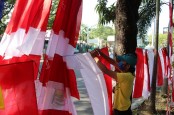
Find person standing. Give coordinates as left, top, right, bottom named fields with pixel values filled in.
left=91, top=49, right=137, bottom=115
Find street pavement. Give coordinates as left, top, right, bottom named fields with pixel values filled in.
left=73, top=70, right=94, bottom=115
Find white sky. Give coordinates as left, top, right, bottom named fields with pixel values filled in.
left=82, top=0, right=169, bottom=34
left=82, top=0, right=116, bottom=27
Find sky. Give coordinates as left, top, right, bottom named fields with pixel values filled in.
left=82, top=0, right=170, bottom=34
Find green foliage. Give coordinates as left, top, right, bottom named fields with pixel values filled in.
left=79, top=24, right=115, bottom=42
left=0, top=0, right=15, bottom=35
left=47, top=0, right=60, bottom=29
left=148, top=33, right=173, bottom=48
left=89, top=25, right=115, bottom=40
left=79, top=24, right=89, bottom=41
left=95, top=0, right=116, bottom=25
left=95, top=0, right=167, bottom=43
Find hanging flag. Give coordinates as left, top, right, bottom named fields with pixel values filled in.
left=133, top=48, right=150, bottom=99
left=0, top=0, right=4, bottom=19
left=0, top=0, right=52, bottom=114
left=168, top=0, right=173, bottom=74
left=0, top=0, right=52, bottom=78
left=38, top=0, right=82, bottom=115
left=157, top=52, right=163, bottom=86
left=97, top=47, right=112, bottom=115
left=75, top=53, right=110, bottom=115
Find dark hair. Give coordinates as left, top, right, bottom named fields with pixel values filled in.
left=128, top=66, right=135, bottom=74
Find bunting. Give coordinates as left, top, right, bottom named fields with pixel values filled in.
left=0, top=0, right=52, bottom=114
left=38, top=0, right=82, bottom=114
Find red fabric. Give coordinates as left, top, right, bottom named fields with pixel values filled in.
left=52, top=0, right=82, bottom=47
left=133, top=48, right=144, bottom=98
left=5, top=0, right=50, bottom=34
left=39, top=0, right=82, bottom=114
left=99, top=47, right=112, bottom=115
left=0, top=61, right=38, bottom=115
left=157, top=53, right=163, bottom=86
left=144, top=50, right=150, bottom=92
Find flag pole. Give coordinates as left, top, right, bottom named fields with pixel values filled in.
left=149, top=0, right=160, bottom=113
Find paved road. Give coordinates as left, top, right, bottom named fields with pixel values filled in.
left=73, top=70, right=94, bottom=115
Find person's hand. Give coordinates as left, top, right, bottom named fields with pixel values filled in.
left=94, top=57, right=99, bottom=63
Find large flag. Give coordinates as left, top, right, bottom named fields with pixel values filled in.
left=0, top=0, right=4, bottom=19
left=75, top=53, right=110, bottom=115
left=0, top=0, right=52, bottom=114
left=38, top=0, right=82, bottom=114
left=0, top=0, right=51, bottom=78
left=94, top=47, right=112, bottom=115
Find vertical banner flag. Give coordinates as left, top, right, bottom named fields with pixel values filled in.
left=169, top=0, right=174, bottom=103
left=133, top=48, right=150, bottom=99
left=0, top=0, right=52, bottom=114
left=75, top=53, right=110, bottom=115
left=98, top=47, right=112, bottom=115
left=0, top=0, right=4, bottom=19
left=38, top=0, right=82, bottom=115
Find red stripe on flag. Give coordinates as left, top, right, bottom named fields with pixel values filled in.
left=133, top=48, right=144, bottom=98
left=157, top=54, right=163, bottom=86
left=100, top=47, right=112, bottom=115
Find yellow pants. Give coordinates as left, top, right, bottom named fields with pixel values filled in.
left=0, top=86, right=4, bottom=109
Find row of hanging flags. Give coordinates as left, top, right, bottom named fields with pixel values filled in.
left=0, top=0, right=173, bottom=115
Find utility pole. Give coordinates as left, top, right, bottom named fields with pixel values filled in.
left=149, top=0, right=160, bottom=113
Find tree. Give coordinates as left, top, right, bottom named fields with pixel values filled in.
left=89, top=25, right=115, bottom=40
left=95, top=0, right=168, bottom=113
left=79, top=24, right=89, bottom=42
left=47, top=0, right=60, bottom=29
left=0, top=0, right=15, bottom=35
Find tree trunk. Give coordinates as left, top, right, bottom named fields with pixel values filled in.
left=115, top=0, right=141, bottom=55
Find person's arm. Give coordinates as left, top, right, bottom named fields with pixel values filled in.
left=90, top=50, right=99, bottom=58
left=94, top=57, right=117, bottom=80
left=96, top=49, right=118, bottom=67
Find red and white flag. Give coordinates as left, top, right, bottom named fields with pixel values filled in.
left=133, top=48, right=150, bottom=99
left=75, top=52, right=110, bottom=115
left=37, top=0, right=82, bottom=114
left=98, top=47, right=112, bottom=115
left=0, top=0, right=52, bottom=114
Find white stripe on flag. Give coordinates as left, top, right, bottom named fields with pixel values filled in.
left=76, top=53, right=110, bottom=115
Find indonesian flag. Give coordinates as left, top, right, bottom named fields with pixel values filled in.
left=75, top=53, right=110, bottom=115
left=98, top=47, right=112, bottom=115
left=168, top=0, right=173, bottom=76
left=133, top=48, right=150, bottom=99
left=37, top=0, right=82, bottom=114
left=0, top=0, right=51, bottom=114
left=158, top=47, right=169, bottom=86
left=157, top=51, right=163, bottom=86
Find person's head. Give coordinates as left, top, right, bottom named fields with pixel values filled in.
left=117, top=53, right=137, bottom=73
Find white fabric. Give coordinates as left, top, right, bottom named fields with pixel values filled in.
left=46, top=30, right=75, bottom=57
left=146, top=49, right=154, bottom=86
left=0, top=29, right=26, bottom=58
left=35, top=80, right=77, bottom=115
left=158, top=48, right=165, bottom=78
left=75, top=53, right=109, bottom=115
left=19, top=27, right=45, bottom=55
left=142, top=50, right=150, bottom=99
left=0, top=27, right=46, bottom=58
